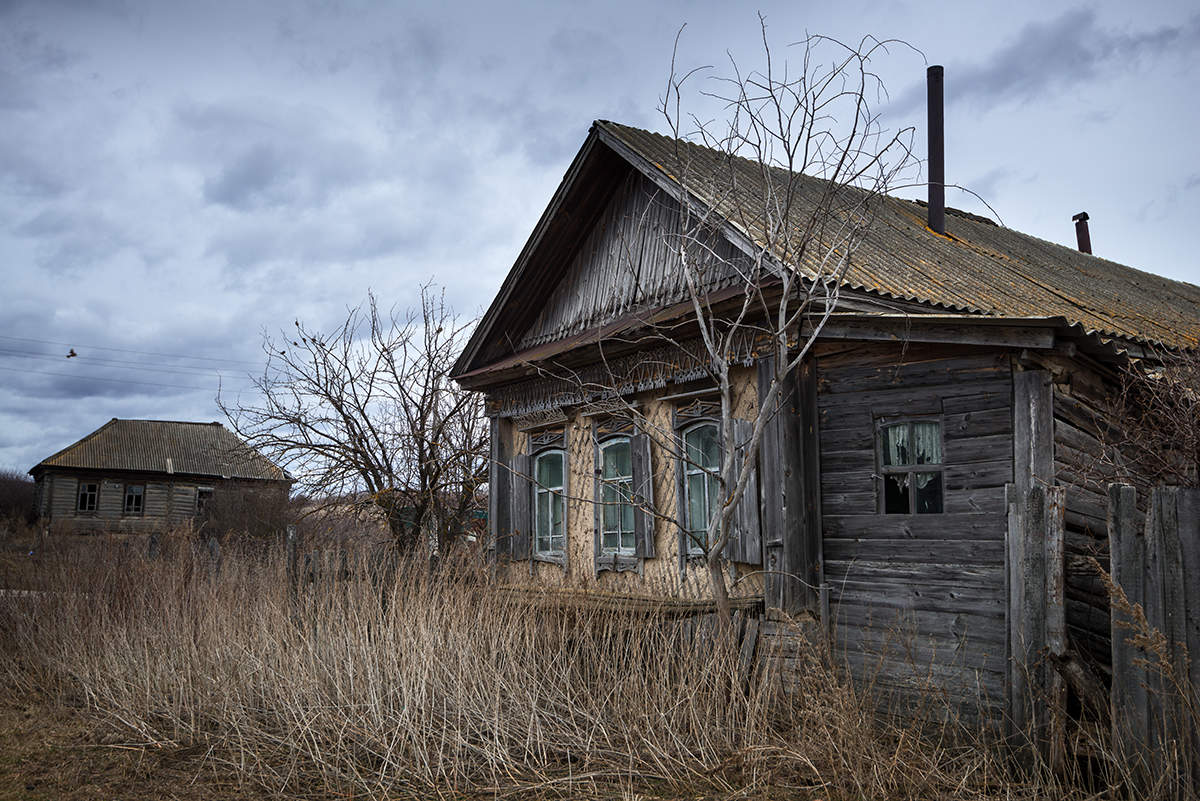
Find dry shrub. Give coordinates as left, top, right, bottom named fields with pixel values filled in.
left=0, top=537, right=1112, bottom=800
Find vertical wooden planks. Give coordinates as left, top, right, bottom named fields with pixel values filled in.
left=489, top=417, right=512, bottom=559
left=1108, top=483, right=1146, bottom=762
left=797, top=358, right=823, bottom=615
left=1013, top=369, right=1054, bottom=495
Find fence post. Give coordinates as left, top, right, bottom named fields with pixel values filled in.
left=147, top=531, right=160, bottom=560
left=1006, top=483, right=1066, bottom=765
left=207, top=535, right=221, bottom=580
left=285, top=524, right=298, bottom=597
left=1109, top=483, right=1149, bottom=768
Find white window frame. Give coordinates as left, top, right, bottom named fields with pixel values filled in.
left=533, top=448, right=566, bottom=557
left=598, top=436, right=635, bottom=555
left=682, top=421, right=720, bottom=555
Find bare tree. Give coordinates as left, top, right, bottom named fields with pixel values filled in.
left=221, top=285, right=488, bottom=555
left=538, top=23, right=917, bottom=620
left=1105, top=348, right=1200, bottom=488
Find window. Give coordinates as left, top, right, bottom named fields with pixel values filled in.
left=682, top=422, right=721, bottom=553
left=878, top=419, right=944, bottom=514
left=123, top=484, right=144, bottom=515
left=196, top=487, right=214, bottom=516
left=533, top=450, right=566, bottom=556
left=76, top=482, right=98, bottom=513
left=599, top=437, right=635, bottom=554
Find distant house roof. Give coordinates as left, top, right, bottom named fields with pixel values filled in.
left=30, top=419, right=289, bottom=482
left=454, top=120, right=1200, bottom=379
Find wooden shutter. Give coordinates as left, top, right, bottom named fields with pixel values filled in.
left=723, top=418, right=762, bottom=563
left=631, top=432, right=655, bottom=558
left=489, top=418, right=512, bottom=558
left=510, top=453, right=532, bottom=561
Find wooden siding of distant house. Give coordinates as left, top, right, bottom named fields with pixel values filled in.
left=37, top=470, right=203, bottom=534
left=815, top=342, right=1014, bottom=714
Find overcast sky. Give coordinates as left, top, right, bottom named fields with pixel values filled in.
left=2, top=0, right=1197, bottom=473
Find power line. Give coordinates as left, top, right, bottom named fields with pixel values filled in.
left=0, top=364, right=237, bottom=392
left=0, top=333, right=263, bottom=367
left=0, top=347, right=256, bottom=380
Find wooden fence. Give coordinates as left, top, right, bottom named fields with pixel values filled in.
left=1011, top=482, right=1200, bottom=792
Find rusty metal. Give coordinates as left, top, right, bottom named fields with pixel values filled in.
left=927, top=66, right=945, bottom=235
left=1072, top=211, right=1092, bottom=254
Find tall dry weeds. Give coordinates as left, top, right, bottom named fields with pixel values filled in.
left=0, top=534, right=1127, bottom=799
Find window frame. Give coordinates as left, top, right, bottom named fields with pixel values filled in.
left=76, top=481, right=98, bottom=514
left=875, top=416, right=946, bottom=515
left=196, top=486, right=214, bottom=517
left=597, top=435, right=636, bottom=556
left=123, top=484, right=145, bottom=516
left=532, top=447, right=566, bottom=558
left=681, top=420, right=721, bottom=555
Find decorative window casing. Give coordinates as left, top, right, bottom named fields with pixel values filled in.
left=123, top=484, right=144, bottom=515
left=682, top=422, right=721, bottom=554
left=76, top=482, right=98, bottom=513
left=533, top=449, right=566, bottom=557
left=877, top=418, right=944, bottom=514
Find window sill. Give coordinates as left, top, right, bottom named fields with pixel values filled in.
left=532, top=552, right=566, bottom=566
left=596, top=552, right=640, bottom=574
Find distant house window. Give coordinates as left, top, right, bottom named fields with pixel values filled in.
left=123, top=485, right=145, bottom=515
left=682, top=422, right=721, bottom=554
left=76, top=482, right=98, bottom=513
left=533, top=450, right=565, bottom=556
left=196, top=487, right=214, bottom=516
left=878, top=420, right=944, bottom=514
left=599, top=437, right=635, bottom=554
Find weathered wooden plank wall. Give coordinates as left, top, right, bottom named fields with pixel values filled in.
left=816, top=342, right=1013, bottom=712
left=515, top=171, right=749, bottom=352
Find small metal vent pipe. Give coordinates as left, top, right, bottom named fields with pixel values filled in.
left=927, top=65, right=945, bottom=235
left=1075, top=212, right=1094, bottom=253
left=1072, top=212, right=1092, bottom=254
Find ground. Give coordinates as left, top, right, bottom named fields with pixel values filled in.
left=0, top=693, right=275, bottom=801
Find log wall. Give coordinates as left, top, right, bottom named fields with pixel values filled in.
left=815, top=342, right=1013, bottom=713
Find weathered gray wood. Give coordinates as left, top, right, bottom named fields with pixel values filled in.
left=146, top=531, right=160, bottom=560
left=285, top=524, right=298, bottom=595
left=724, top=419, right=761, bottom=564
left=823, top=512, right=1004, bottom=540
left=1013, top=370, right=1054, bottom=495
left=823, top=538, right=1004, bottom=564
left=631, top=432, right=655, bottom=558
left=207, top=535, right=222, bottom=580
left=1045, top=485, right=1067, bottom=771
left=796, top=358, right=823, bottom=611
left=488, top=417, right=512, bottom=558
left=737, top=614, right=760, bottom=689
left=1177, top=488, right=1200, bottom=788
left=1108, top=482, right=1148, bottom=765
left=510, top=453, right=531, bottom=561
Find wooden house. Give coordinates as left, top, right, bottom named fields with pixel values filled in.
left=30, top=418, right=291, bottom=535
left=450, top=118, right=1200, bottom=717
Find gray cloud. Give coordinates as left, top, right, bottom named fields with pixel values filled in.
left=893, top=9, right=1200, bottom=112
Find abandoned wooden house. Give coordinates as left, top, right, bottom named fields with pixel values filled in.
left=30, top=418, right=291, bottom=535
left=451, top=110, right=1200, bottom=723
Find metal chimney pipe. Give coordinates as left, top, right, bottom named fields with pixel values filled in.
left=1072, top=212, right=1092, bottom=254
left=927, top=65, right=945, bottom=235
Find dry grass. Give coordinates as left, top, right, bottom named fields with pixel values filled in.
left=0, top=532, right=1157, bottom=800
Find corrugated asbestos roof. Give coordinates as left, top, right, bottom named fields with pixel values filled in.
left=597, top=121, right=1200, bottom=349
left=32, top=419, right=289, bottom=481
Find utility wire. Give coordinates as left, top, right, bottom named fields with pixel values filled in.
left=0, top=364, right=232, bottom=392
left=0, top=347, right=256, bottom=380
left=0, top=333, right=262, bottom=367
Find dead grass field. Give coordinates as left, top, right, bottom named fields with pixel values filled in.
left=0, top=525, right=1178, bottom=800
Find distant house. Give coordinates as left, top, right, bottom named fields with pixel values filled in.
left=29, top=418, right=291, bottom=534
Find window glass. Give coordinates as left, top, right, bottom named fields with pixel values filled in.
left=599, top=438, right=634, bottom=553
left=881, top=423, right=909, bottom=466
left=76, top=483, right=98, bottom=513
left=879, top=420, right=943, bottom=515
left=124, top=485, right=144, bottom=515
left=683, top=423, right=720, bottom=552
left=534, top=450, right=565, bottom=555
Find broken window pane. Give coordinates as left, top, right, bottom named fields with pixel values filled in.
left=914, top=471, right=943, bottom=514
left=884, top=473, right=910, bottom=514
